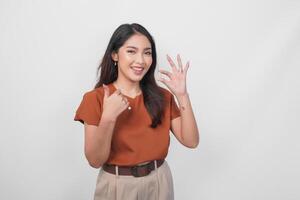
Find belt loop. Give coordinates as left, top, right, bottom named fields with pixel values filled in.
left=114, top=165, right=119, bottom=199
left=154, top=160, right=159, bottom=200
left=115, top=165, right=119, bottom=177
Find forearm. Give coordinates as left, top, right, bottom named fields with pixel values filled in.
left=176, top=93, right=199, bottom=148
left=85, top=114, right=116, bottom=167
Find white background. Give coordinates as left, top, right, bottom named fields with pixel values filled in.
left=1, top=0, right=300, bottom=199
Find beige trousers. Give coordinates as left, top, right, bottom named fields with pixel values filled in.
left=94, top=160, right=174, bottom=200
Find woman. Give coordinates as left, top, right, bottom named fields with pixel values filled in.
left=74, top=23, right=199, bottom=200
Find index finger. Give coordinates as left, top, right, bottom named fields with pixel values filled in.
left=167, top=54, right=178, bottom=72
left=114, top=88, right=122, bottom=96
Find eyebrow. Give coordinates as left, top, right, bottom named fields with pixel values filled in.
left=125, top=46, right=152, bottom=50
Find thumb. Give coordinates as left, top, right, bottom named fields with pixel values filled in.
left=103, top=84, right=110, bottom=99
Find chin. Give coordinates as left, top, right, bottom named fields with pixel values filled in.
left=129, top=76, right=144, bottom=82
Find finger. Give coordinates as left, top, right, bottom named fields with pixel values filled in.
left=159, top=69, right=172, bottom=79
left=114, top=88, right=122, bottom=96
left=166, top=54, right=178, bottom=72
left=121, top=96, right=127, bottom=102
left=103, top=84, right=110, bottom=98
left=122, top=97, right=128, bottom=104
left=120, top=99, right=129, bottom=109
left=177, top=54, right=183, bottom=72
left=158, top=77, right=170, bottom=86
left=125, top=101, right=130, bottom=109
left=184, top=61, right=190, bottom=73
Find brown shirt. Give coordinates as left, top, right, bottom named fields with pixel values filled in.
left=74, top=83, right=181, bottom=166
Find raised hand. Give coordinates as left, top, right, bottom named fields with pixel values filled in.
left=158, top=54, right=190, bottom=97
left=101, top=84, right=129, bottom=121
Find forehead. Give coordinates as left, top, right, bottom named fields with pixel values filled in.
left=122, top=34, right=151, bottom=49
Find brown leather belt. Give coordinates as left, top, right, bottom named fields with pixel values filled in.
left=102, top=159, right=165, bottom=177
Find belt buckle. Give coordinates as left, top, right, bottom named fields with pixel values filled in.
left=130, top=166, right=140, bottom=177
left=130, top=163, right=152, bottom=177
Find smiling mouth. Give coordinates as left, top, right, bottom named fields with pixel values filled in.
left=130, top=66, right=144, bottom=75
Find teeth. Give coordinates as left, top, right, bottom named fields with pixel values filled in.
left=132, top=67, right=143, bottom=71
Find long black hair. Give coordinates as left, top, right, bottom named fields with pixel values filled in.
left=94, top=23, right=165, bottom=128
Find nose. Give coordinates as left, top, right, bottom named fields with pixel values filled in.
left=135, top=53, right=145, bottom=65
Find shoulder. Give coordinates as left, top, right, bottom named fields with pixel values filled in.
left=82, top=86, right=105, bottom=102
left=158, top=86, right=173, bottom=99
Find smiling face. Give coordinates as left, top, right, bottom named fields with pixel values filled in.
left=111, top=33, right=153, bottom=83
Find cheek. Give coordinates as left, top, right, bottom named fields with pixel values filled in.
left=146, top=57, right=153, bottom=66
left=120, top=54, right=131, bottom=62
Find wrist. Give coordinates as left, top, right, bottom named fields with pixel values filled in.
left=101, top=112, right=117, bottom=123
left=175, top=92, right=189, bottom=100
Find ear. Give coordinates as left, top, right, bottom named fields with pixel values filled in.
left=111, top=51, right=118, bottom=62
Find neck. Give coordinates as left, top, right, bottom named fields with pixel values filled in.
left=113, top=78, right=141, bottom=95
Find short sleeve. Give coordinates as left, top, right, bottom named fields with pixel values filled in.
left=170, top=93, right=181, bottom=120
left=74, top=91, right=102, bottom=126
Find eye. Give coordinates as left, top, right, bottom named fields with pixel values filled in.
left=145, top=52, right=152, bottom=55
left=127, top=50, right=135, bottom=53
